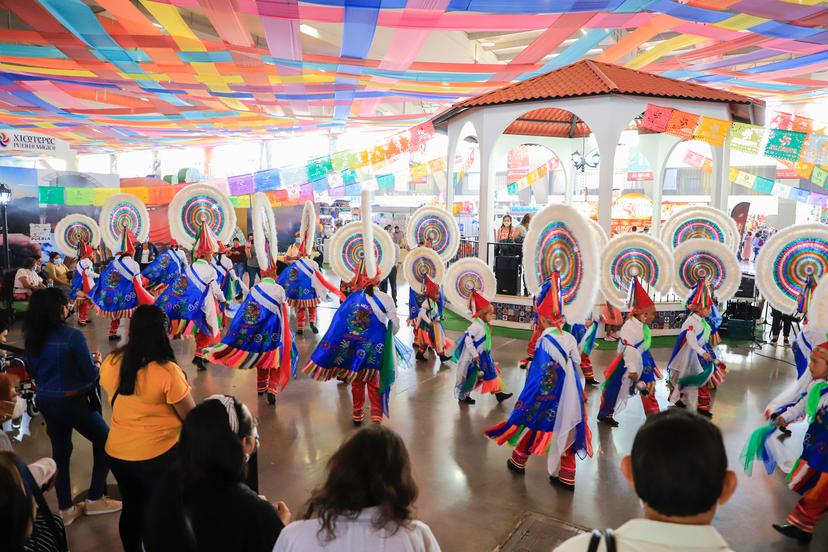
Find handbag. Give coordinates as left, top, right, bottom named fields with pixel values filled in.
left=587, top=528, right=616, bottom=552
left=86, top=380, right=103, bottom=413
left=15, top=458, right=69, bottom=552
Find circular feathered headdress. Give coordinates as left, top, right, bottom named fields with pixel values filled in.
left=522, top=204, right=599, bottom=323
left=405, top=205, right=459, bottom=262
left=252, top=192, right=279, bottom=271
left=99, top=193, right=150, bottom=253
left=299, top=200, right=316, bottom=256
left=755, top=223, right=828, bottom=314
left=402, top=246, right=444, bottom=294
left=443, top=257, right=497, bottom=314
left=169, top=184, right=236, bottom=249
left=587, top=218, right=609, bottom=252
left=672, top=239, right=741, bottom=302
left=329, top=218, right=395, bottom=285
left=807, top=275, right=828, bottom=330
left=600, top=233, right=673, bottom=308
left=55, top=214, right=101, bottom=257
left=660, top=206, right=739, bottom=253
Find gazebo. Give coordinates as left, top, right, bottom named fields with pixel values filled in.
left=432, top=60, right=765, bottom=258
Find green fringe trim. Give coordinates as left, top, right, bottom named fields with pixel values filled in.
left=805, top=381, right=828, bottom=422
left=739, top=424, right=775, bottom=476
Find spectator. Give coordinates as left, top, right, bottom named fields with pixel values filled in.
left=245, top=233, right=260, bottom=286
left=13, top=257, right=45, bottom=300
left=516, top=214, right=532, bottom=240
left=1, top=372, right=24, bottom=451
left=631, top=225, right=638, bottom=233
left=392, top=225, right=404, bottom=246
left=0, top=450, right=66, bottom=552
left=135, top=240, right=159, bottom=272
left=379, top=225, right=399, bottom=305
left=496, top=215, right=519, bottom=242
left=144, top=395, right=290, bottom=552
left=43, top=252, right=70, bottom=291
left=100, top=305, right=195, bottom=552
left=752, top=233, right=763, bottom=261
left=23, top=288, right=122, bottom=526
left=229, top=238, right=246, bottom=279
left=740, top=231, right=752, bottom=262
left=275, top=426, right=440, bottom=552
left=769, top=308, right=794, bottom=346
left=554, top=410, right=736, bottom=551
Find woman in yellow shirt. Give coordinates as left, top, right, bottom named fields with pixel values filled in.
left=100, top=305, right=195, bottom=552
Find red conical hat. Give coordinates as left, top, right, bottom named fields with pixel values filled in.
left=469, top=289, right=493, bottom=318
left=536, top=272, right=564, bottom=325
left=628, top=276, right=655, bottom=314
left=77, top=240, right=94, bottom=259
left=118, top=227, right=136, bottom=256
left=423, top=275, right=441, bottom=299
left=688, top=278, right=713, bottom=310
left=170, top=239, right=178, bottom=248
left=195, top=221, right=219, bottom=257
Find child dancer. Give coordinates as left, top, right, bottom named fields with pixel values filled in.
left=567, top=318, right=600, bottom=385
left=453, top=290, right=512, bottom=405
left=667, top=280, right=726, bottom=417
left=141, top=239, right=188, bottom=292
left=89, top=228, right=154, bottom=340
left=205, top=264, right=297, bottom=406
left=412, top=276, right=453, bottom=362
left=70, top=240, right=98, bottom=327
left=597, top=277, right=661, bottom=427
left=485, top=274, right=591, bottom=490
left=520, top=277, right=554, bottom=369
left=155, top=222, right=226, bottom=370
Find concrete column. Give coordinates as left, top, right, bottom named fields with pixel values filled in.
left=203, top=146, right=214, bottom=177
left=710, top=145, right=725, bottom=209
left=596, top=138, right=618, bottom=234
left=152, top=149, right=161, bottom=177
left=718, top=145, right=731, bottom=211
left=477, top=132, right=496, bottom=263
left=109, top=153, right=118, bottom=175
left=445, top=123, right=461, bottom=210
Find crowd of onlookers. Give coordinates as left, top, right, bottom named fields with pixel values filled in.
left=1, top=289, right=741, bottom=552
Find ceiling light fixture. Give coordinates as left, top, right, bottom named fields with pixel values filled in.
left=481, top=41, right=495, bottom=47
left=299, top=24, right=319, bottom=38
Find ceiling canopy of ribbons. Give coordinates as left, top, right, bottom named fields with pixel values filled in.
left=0, top=0, right=826, bottom=150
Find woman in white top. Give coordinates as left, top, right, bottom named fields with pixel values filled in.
left=274, top=426, right=440, bottom=552
left=13, top=257, right=45, bottom=300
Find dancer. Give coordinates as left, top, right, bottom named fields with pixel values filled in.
left=412, top=276, right=453, bottom=362
left=205, top=265, right=297, bottom=406
left=214, top=242, right=246, bottom=303
left=155, top=222, right=226, bottom=370
left=667, top=281, right=726, bottom=417
left=89, top=228, right=154, bottom=341
left=567, top=318, right=599, bottom=385
left=453, top=290, right=512, bottom=405
left=520, top=277, right=554, bottom=369
left=597, top=277, right=661, bottom=427
left=484, top=274, right=591, bottom=490
left=140, top=240, right=188, bottom=292
left=69, top=240, right=98, bottom=327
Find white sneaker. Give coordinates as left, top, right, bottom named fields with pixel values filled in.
left=84, top=496, right=122, bottom=515
left=60, top=504, right=85, bottom=526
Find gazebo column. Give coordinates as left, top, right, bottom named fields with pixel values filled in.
left=445, top=122, right=462, bottom=210
left=710, top=145, right=726, bottom=210
left=717, top=145, right=731, bottom=211
left=477, top=130, right=496, bottom=262
left=596, top=136, right=617, bottom=234
left=639, top=133, right=680, bottom=238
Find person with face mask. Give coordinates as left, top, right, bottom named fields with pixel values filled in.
left=44, top=252, right=71, bottom=291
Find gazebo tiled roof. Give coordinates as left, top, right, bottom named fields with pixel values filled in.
left=433, top=60, right=763, bottom=137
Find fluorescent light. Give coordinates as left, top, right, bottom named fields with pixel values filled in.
left=295, top=116, right=314, bottom=121
left=481, top=41, right=495, bottom=47
left=300, top=24, right=319, bottom=38
left=152, top=22, right=162, bottom=29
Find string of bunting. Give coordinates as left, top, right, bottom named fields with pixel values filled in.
left=505, top=157, right=561, bottom=195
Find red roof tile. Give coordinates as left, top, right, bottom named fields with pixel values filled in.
left=454, top=60, right=762, bottom=109
left=503, top=108, right=590, bottom=138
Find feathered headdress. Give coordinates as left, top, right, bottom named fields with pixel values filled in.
left=536, top=272, right=564, bottom=325
left=118, top=227, right=136, bottom=256
left=361, top=189, right=380, bottom=284
left=687, top=278, right=713, bottom=310
left=299, top=200, right=316, bottom=257
left=628, top=276, right=655, bottom=314
left=195, top=221, right=219, bottom=257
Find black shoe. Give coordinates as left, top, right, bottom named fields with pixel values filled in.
left=310, top=323, right=319, bottom=334
left=779, top=426, right=792, bottom=437
left=584, top=377, right=599, bottom=386
left=297, top=329, right=304, bottom=336
left=772, top=523, right=812, bottom=545
left=674, top=400, right=687, bottom=409
left=495, top=392, right=513, bottom=403
left=698, top=410, right=713, bottom=419
left=506, top=459, right=525, bottom=475
left=770, top=335, right=779, bottom=344
left=459, top=396, right=476, bottom=405
left=352, top=418, right=363, bottom=426
left=257, top=391, right=265, bottom=396
left=549, top=476, right=575, bottom=492
left=78, top=321, right=88, bottom=327
left=519, top=357, right=532, bottom=369
left=783, top=338, right=790, bottom=346
left=415, top=352, right=427, bottom=362
left=439, top=354, right=452, bottom=362
left=266, top=393, right=276, bottom=406
left=597, top=416, right=619, bottom=427
left=108, top=334, right=120, bottom=341
left=193, top=357, right=206, bottom=371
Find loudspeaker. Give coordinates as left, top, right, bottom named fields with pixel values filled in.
left=494, top=256, right=520, bottom=295
left=735, top=275, right=755, bottom=298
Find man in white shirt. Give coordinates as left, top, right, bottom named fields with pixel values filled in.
left=554, top=410, right=737, bottom=552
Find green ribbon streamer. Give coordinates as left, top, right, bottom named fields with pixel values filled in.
left=379, top=321, right=395, bottom=395
left=642, top=324, right=651, bottom=350
left=739, top=424, right=776, bottom=476
left=805, top=381, right=828, bottom=422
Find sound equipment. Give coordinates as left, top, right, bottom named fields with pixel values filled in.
left=494, top=256, right=520, bottom=295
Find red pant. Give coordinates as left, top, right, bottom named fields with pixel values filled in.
left=510, top=444, right=576, bottom=485
left=77, top=299, right=91, bottom=323
left=257, top=366, right=281, bottom=395
left=698, top=387, right=712, bottom=413
left=527, top=324, right=542, bottom=357
left=296, top=306, right=317, bottom=329
left=109, top=318, right=121, bottom=336
left=352, top=377, right=382, bottom=423
left=580, top=352, right=594, bottom=379
left=788, top=486, right=828, bottom=533
left=641, top=393, right=660, bottom=416
left=194, top=331, right=218, bottom=359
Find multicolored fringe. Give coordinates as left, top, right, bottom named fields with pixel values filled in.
left=287, top=297, right=320, bottom=309
left=170, top=319, right=196, bottom=339
left=303, top=362, right=379, bottom=385
left=94, top=306, right=135, bottom=320
left=601, top=354, right=624, bottom=389
left=414, top=326, right=454, bottom=353
left=478, top=374, right=505, bottom=394
left=580, top=321, right=598, bottom=355
left=787, top=459, right=828, bottom=497
left=740, top=424, right=779, bottom=476
left=484, top=423, right=555, bottom=457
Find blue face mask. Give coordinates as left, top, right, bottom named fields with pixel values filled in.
left=295, top=238, right=301, bottom=244
left=54, top=258, right=62, bottom=265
